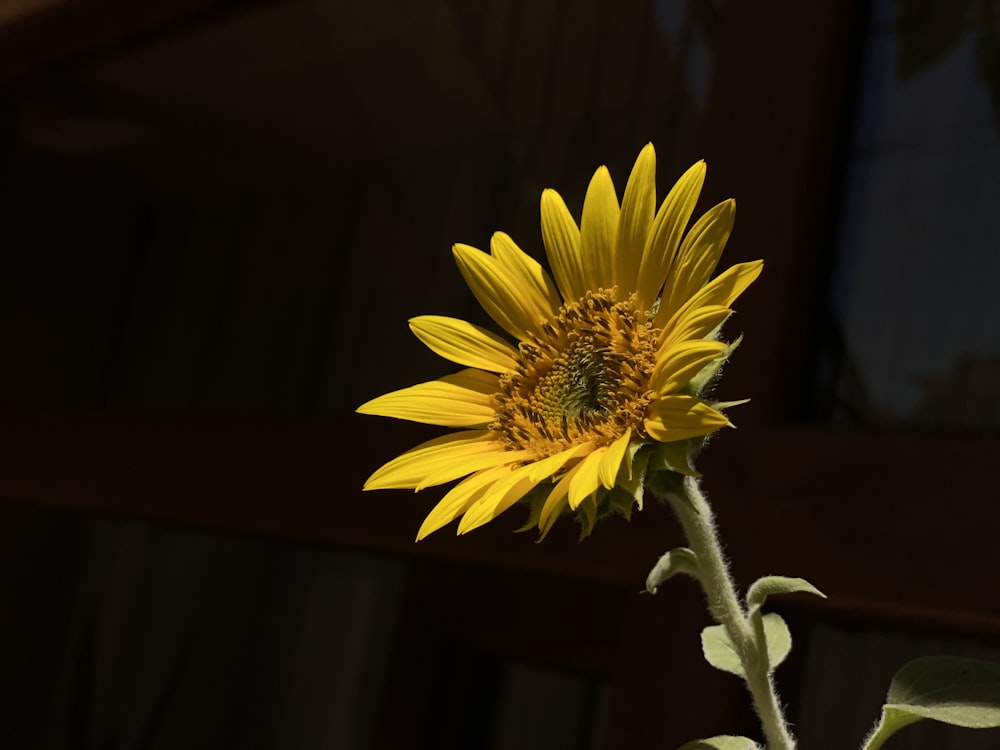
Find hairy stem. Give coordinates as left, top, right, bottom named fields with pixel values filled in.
left=659, top=476, right=796, bottom=750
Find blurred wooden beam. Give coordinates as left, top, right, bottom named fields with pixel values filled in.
left=1, top=411, right=998, bottom=635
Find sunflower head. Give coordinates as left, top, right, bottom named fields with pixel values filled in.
left=358, top=144, right=762, bottom=540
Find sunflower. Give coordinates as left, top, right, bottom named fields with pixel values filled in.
left=358, top=144, right=762, bottom=540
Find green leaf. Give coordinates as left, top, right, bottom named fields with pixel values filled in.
left=700, top=623, right=742, bottom=677
left=887, top=655, right=1000, bottom=714
left=678, top=735, right=760, bottom=750
left=746, top=575, right=825, bottom=614
left=861, top=656, right=1000, bottom=750
left=646, top=547, right=700, bottom=594
left=701, top=613, right=791, bottom=677
left=860, top=707, right=926, bottom=750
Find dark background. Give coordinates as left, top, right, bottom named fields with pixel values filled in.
left=1, top=0, right=999, bottom=748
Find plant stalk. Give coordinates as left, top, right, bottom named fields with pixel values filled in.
left=660, top=476, right=796, bottom=750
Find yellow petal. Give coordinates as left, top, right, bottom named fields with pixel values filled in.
left=579, top=166, right=620, bottom=291
left=664, top=260, right=763, bottom=335
left=651, top=340, right=728, bottom=395
left=526, top=441, right=594, bottom=483
left=615, top=143, right=656, bottom=295
left=540, top=188, right=585, bottom=303
left=409, top=315, right=518, bottom=373
left=453, top=243, right=546, bottom=339
left=659, top=304, right=732, bottom=351
left=457, top=444, right=592, bottom=534
left=598, top=429, right=632, bottom=489
left=415, top=448, right=530, bottom=491
left=356, top=368, right=497, bottom=427
left=655, top=199, right=735, bottom=328
left=644, top=394, right=731, bottom=442
left=457, top=463, right=536, bottom=534
left=538, top=462, right=581, bottom=537
left=490, top=232, right=562, bottom=319
left=363, top=430, right=517, bottom=490
left=635, top=161, right=706, bottom=312
left=416, top=464, right=513, bottom=540
left=705, top=259, right=764, bottom=307
left=568, top=448, right=605, bottom=509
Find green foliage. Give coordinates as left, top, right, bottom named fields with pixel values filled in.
left=701, top=613, right=791, bottom=677
left=645, top=547, right=700, bottom=594
left=861, top=656, right=1000, bottom=750
left=746, top=575, right=825, bottom=615
left=678, top=735, right=760, bottom=750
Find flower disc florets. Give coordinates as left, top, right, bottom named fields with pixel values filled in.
left=492, top=289, right=658, bottom=458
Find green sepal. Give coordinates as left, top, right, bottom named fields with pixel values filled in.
left=519, top=446, right=642, bottom=537
left=516, top=481, right=552, bottom=533
left=701, top=613, right=792, bottom=677
left=746, top=575, right=826, bottom=615
left=520, top=434, right=660, bottom=537
left=645, top=440, right=699, bottom=498
left=678, top=736, right=760, bottom=750
left=577, top=493, right=598, bottom=540
left=649, top=438, right=701, bottom=477
left=646, top=439, right=703, bottom=515
left=645, top=547, right=700, bottom=594
left=861, top=656, right=1000, bottom=750
left=605, top=486, right=638, bottom=520
left=617, top=441, right=653, bottom=510
left=686, top=334, right=742, bottom=396
left=597, top=440, right=657, bottom=521
left=711, top=397, right=751, bottom=411
left=647, top=467, right=686, bottom=497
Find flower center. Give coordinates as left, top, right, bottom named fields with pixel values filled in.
left=491, top=289, right=659, bottom=458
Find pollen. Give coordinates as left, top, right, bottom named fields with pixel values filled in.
left=491, top=289, right=659, bottom=457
